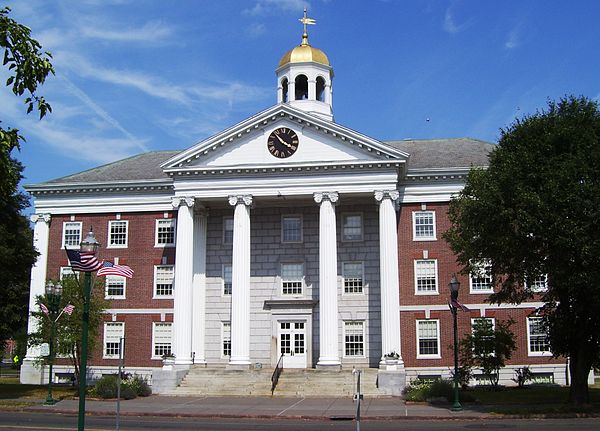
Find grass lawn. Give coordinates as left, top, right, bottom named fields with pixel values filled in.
left=0, top=378, right=77, bottom=401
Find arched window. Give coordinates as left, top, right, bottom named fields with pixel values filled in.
left=281, top=78, right=288, bottom=103
left=295, top=75, right=308, bottom=100
left=316, top=77, right=326, bottom=102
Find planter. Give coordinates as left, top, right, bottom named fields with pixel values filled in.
left=384, top=358, right=399, bottom=370
left=162, top=357, right=176, bottom=370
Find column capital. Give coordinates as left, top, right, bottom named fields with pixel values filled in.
left=30, top=213, right=51, bottom=224
left=228, top=195, right=253, bottom=207
left=314, top=191, right=339, bottom=204
left=172, top=196, right=195, bottom=209
left=374, top=190, right=400, bottom=202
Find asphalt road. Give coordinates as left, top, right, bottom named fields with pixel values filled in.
left=1, top=412, right=599, bottom=431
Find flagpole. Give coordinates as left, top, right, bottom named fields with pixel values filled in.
left=78, top=270, right=92, bottom=431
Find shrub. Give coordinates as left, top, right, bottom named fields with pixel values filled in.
left=92, top=375, right=119, bottom=399
left=91, top=373, right=151, bottom=399
left=120, top=386, right=137, bottom=400
left=403, top=378, right=475, bottom=403
left=512, top=366, right=533, bottom=388
left=124, top=374, right=152, bottom=397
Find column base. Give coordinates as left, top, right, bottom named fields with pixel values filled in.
left=379, top=358, right=405, bottom=371
left=20, top=359, right=43, bottom=385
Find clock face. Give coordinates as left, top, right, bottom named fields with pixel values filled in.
left=267, top=127, right=299, bottom=158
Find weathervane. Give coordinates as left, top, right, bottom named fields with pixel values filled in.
left=299, top=8, right=316, bottom=45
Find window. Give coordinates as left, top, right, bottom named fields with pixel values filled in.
left=417, top=320, right=440, bottom=358
left=281, top=263, right=303, bottom=295
left=222, top=322, right=231, bottom=357
left=103, top=322, right=124, bottom=359
left=528, top=317, right=550, bottom=355
left=223, top=264, right=232, bottom=295
left=470, top=260, right=493, bottom=293
left=342, top=213, right=363, bottom=241
left=415, top=259, right=438, bottom=294
left=282, top=215, right=302, bottom=242
left=60, top=266, right=78, bottom=280
left=152, top=322, right=172, bottom=359
left=413, top=211, right=436, bottom=240
left=62, top=221, right=82, bottom=248
left=343, top=262, right=364, bottom=294
left=155, top=219, right=176, bottom=246
left=105, top=276, right=126, bottom=299
left=108, top=220, right=128, bottom=248
left=471, top=317, right=495, bottom=356
left=223, top=217, right=233, bottom=244
left=528, top=274, right=548, bottom=293
left=154, top=265, right=174, bottom=298
left=295, top=74, right=308, bottom=100
left=344, top=321, right=365, bottom=357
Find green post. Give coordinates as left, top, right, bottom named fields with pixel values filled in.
left=451, top=305, right=462, bottom=412
left=44, top=307, right=57, bottom=405
left=78, top=271, right=92, bottom=431
left=44, top=281, right=62, bottom=406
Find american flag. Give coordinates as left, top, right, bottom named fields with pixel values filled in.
left=450, top=298, right=470, bottom=312
left=63, top=304, right=75, bottom=315
left=97, top=261, right=134, bottom=279
left=40, top=303, right=49, bottom=316
left=65, top=249, right=103, bottom=272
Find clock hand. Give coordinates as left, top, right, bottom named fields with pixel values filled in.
left=275, top=133, right=293, bottom=149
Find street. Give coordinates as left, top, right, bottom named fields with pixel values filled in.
left=1, top=412, right=599, bottom=431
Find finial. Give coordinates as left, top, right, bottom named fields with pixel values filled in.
left=299, top=7, right=316, bottom=46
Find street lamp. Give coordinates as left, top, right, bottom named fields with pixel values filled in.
left=76, top=229, right=100, bottom=431
left=44, top=280, right=63, bottom=405
left=448, top=274, right=462, bottom=412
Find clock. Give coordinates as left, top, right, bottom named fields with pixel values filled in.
left=267, top=127, right=299, bottom=158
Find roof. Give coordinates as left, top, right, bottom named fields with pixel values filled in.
left=385, top=138, right=495, bottom=171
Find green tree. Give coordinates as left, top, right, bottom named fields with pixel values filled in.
left=29, top=274, right=108, bottom=383
left=445, top=96, right=600, bottom=405
left=0, top=6, right=54, bottom=351
left=459, top=318, right=516, bottom=389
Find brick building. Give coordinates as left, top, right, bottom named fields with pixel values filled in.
left=21, top=22, right=567, bottom=391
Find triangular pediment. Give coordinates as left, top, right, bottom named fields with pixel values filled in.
left=161, top=105, right=408, bottom=172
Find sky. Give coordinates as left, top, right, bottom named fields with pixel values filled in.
left=3, top=0, right=600, bottom=194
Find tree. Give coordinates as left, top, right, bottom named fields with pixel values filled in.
left=445, top=96, right=600, bottom=405
left=0, top=6, right=54, bottom=350
left=28, top=274, right=108, bottom=383
left=459, top=318, right=516, bottom=389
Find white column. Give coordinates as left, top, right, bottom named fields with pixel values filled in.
left=375, top=190, right=403, bottom=366
left=314, top=191, right=341, bottom=367
left=172, top=196, right=195, bottom=365
left=228, top=195, right=252, bottom=367
left=192, top=208, right=208, bottom=364
left=24, top=214, right=51, bottom=363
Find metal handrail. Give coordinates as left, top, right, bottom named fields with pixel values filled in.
left=271, top=353, right=284, bottom=395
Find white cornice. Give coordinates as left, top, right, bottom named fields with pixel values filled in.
left=26, top=179, right=173, bottom=196
left=31, top=194, right=174, bottom=215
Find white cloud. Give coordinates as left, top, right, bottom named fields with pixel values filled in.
left=443, top=8, right=460, bottom=34
left=244, top=0, right=309, bottom=16
left=246, top=23, right=267, bottom=37
left=78, top=20, right=173, bottom=42
left=504, top=27, right=521, bottom=50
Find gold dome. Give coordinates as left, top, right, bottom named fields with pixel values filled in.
left=278, top=34, right=330, bottom=68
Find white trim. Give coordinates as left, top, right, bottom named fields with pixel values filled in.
left=400, top=302, right=544, bottom=312
left=107, top=220, right=129, bottom=249
left=412, top=210, right=437, bottom=241
left=414, top=259, right=439, bottom=295
left=151, top=322, right=173, bottom=360
left=341, top=212, right=364, bottom=242
left=527, top=274, right=548, bottom=293
left=59, top=266, right=78, bottom=280
left=469, top=259, right=494, bottom=294
left=153, top=265, right=174, bottom=299
left=342, top=261, right=364, bottom=295
left=416, top=319, right=441, bottom=359
left=280, top=262, right=305, bottom=297
left=154, top=219, right=176, bottom=247
left=343, top=320, right=366, bottom=358
left=103, top=322, right=124, bottom=359
left=281, top=214, right=303, bottom=243
left=29, top=194, right=174, bottom=215
left=527, top=316, right=551, bottom=357
left=104, top=308, right=173, bottom=315
left=105, top=275, right=126, bottom=300
left=221, top=321, right=231, bottom=359
left=61, top=221, right=82, bottom=249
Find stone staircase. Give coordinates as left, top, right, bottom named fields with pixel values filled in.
left=163, top=366, right=386, bottom=397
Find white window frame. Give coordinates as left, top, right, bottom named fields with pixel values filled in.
left=416, top=319, right=441, bottom=359
left=107, top=220, right=129, bottom=248
left=62, top=221, right=82, bottom=249
left=342, top=261, right=364, bottom=295
left=152, top=322, right=173, bottom=359
left=221, top=321, right=231, bottom=358
left=469, top=259, right=494, bottom=294
left=155, top=219, right=176, bottom=247
left=103, top=322, right=124, bottom=359
left=527, top=274, right=548, bottom=293
left=222, top=264, right=232, bottom=296
left=527, top=317, right=551, bottom=356
left=281, top=214, right=303, bottom=243
left=412, top=211, right=437, bottom=241
left=414, top=259, right=439, bottom=295
left=343, top=321, right=366, bottom=358
left=471, top=317, right=496, bottom=356
left=60, top=266, right=78, bottom=280
left=105, top=275, right=126, bottom=299
left=153, top=265, right=174, bottom=298
left=223, top=217, right=233, bottom=244
left=280, top=263, right=304, bottom=296
left=342, top=213, right=364, bottom=242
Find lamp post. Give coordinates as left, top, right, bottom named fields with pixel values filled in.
left=44, top=280, right=63, bottom=405
left=448, top=274, right=462, bottom=412
left=77, top=230, right=100, bottom=431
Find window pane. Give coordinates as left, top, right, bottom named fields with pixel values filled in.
left=155, top=266, right=174, bottom=296
left=104, top=323, right=124, bottom=358
left=343, top=214, right=362, bottom=241
left=223, top=218, right=233, bottom=244
left=223, top=265, right=232, bottom=295
left=282, top=263, right=303, bottom=295
left=282, top=216, right=302, bottom=242
left=416, top=260, right=437, bottom=293
left=156, top=219, right=175, bottom=245
left=109, top=221, right=127, bottom=246
left=63, top=222, right=82, bottom=247
left=222, top=322, right=231, bottom=357
left=153, top=323, right=172, bottom=357
left=414, top=212, right=435, bottom=239
left=418, top=320, right=439, bottom=356
left=529, top=317, right=550, bottom=352
left=106, top=276, right=125, bottom=297
left=344, top=321, right=364, bottom=356
left=343, top=262, right=363, bottom=294
left=470, top=260, right=493, bottom=291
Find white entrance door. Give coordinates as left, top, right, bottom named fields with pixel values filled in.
left=278, top=321, right=306, bottom=368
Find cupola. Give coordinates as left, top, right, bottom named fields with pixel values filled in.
left=276, top=9, right=334, bottom=121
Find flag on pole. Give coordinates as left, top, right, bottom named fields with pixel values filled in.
left=63, top=304, right=75, bottom=315
left=65, top=249, right=103, bottom=272
left=40, top=303, right=49, bottom=316
left=97, top=261, right=134, bottom=279
left=450, top=298, right=470, bottom=312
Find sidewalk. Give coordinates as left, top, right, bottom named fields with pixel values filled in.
left=25, top=395, right=496, bottom=420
